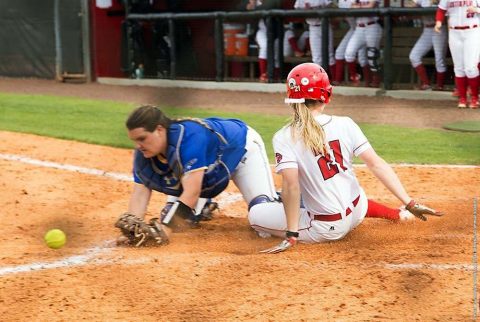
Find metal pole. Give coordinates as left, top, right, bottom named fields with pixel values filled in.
left=168, top=18, right=176, bottom=79
left=54, top=0, right=63, bottom=81
left=321, top=15, right=329, bottom=72
left=278, top=19, right=285, bottom=82
left=383, top=13, right=393, bottom=90
left=80, top=0, right=92, bottom=82
left=214, top=16, right=224, bottom=82
left=266, top=15, right=274, bottom=83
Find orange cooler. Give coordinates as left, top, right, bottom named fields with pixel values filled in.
left=223, top=23, right=244, bottom=56
left=235, top=33, right=249, bottom=56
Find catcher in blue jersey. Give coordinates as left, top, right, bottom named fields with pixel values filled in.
left=115, top=105, right=284, bottom=246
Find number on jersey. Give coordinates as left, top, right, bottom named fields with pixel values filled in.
left=317, top=140, right=347, bottom=180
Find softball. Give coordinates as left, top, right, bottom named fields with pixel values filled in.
left=44, top=229, right=67, bottom=249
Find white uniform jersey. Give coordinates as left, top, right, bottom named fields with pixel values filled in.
left=414, top=0, right=436, bottom=25
left=355, top=0, right=380, bottom=24
left=294, top=0, right=332, bottom=25
left=438, top=0, right=480, bottom=27
left=338, top=0, right=356, bottom=28
left=273, top=114, right=371, bottom=216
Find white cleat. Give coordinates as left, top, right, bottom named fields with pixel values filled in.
left=399, top=207, right=415, bottom=221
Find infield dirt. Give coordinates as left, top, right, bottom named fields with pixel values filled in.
left=0, top=79, right=479, bottom=321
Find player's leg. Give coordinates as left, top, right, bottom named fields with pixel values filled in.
left=283, top=29, right=295, bottom=57
left=308, top=24, right=322, bottom=66
left=328, top=24, right=336, bottom=79
left=449, top=30, right=467, bottom=108
left=409, top=28, right=433, bottom=90
left=364, top=199, right=411, bottom=221
left=365, top=23, right=383, bottom=87
left=432, top=25, right=448, bottom=90
left=463, top=28, right=480, bottom=108
left=345, top=28, right=366, bottom=85
left=255, top=25, right=268, bottom=82
left=334, top=28, right=354, bottom=84
left=357, top=46, right=371, bottom=86
left=232, top=127, right=313, bottom=241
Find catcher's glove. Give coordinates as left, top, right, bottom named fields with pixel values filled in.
left=115, top=213, right=169, bottom=247
left=405, top=200, right=443, bottom=221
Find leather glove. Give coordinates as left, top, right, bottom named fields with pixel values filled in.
left=405, top=200, right=443, bottom=221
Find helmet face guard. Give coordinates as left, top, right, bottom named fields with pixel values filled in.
left=285, top=63, right=333, bottom=104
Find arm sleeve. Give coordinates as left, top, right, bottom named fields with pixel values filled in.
left=345, top=118, right=371, bottom=157
left=178, top=123, right=209, bottom=174
left=273, top=131, right=298, bottom=173
left=435, top=8, right=446, bottom=21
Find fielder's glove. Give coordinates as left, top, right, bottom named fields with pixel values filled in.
left=260, top=231, right=298, bottom=254
left=115, top=213, right=169, bottom=247
left=405, top=200, right=443, bottom=221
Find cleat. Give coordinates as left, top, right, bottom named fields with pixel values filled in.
left=458, top=98, right=467, bottom=109
left=259, top=73, right=268, bottom=83
left=257, top=231, right=272, bottom=238
left=399, top=207, right=415, bottom=221
left=349, top=73, right=361, bottom=86
left=418, top=84, right=432, bottom=91
left=470, top=97, right=479, bottom=109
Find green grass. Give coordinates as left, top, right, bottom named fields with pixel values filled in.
left=0, top=92, right=479, bottom=164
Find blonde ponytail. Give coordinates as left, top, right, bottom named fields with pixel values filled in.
left=288, top=102, right=328, bottom=156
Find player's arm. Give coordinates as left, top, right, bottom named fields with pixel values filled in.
left=280, top=168, right=302, bottom=233
left=179, top=169, right=205, bottom=209
left=434, top=1, right=447, bottom=32
left=358, top=147, right=443, bottom=220
left=127, top=182, right=152, bottom=219
left=359, top=147, right=411, bottom=205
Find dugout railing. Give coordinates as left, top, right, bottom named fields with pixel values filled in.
left=126, top=7, right=438, bottom=90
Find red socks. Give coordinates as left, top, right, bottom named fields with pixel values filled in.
left=335, top=59, right=345, bottom=83
left=366, top=199, right=400, bottom=220
left=415, top=64, right=430, bottom=86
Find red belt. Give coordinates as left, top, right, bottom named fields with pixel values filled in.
left=357, top=21, right=376, bottom=27
left=309, top=195, right=361, bottom=222
left=450, top=25, right=478, bottom=30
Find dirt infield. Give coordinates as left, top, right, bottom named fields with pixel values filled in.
left=0, top=80, right=479, bottom=321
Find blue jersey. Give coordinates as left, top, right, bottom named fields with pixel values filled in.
left=133, top=118, right=248, bottom=198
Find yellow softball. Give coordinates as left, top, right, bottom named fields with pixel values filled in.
left=44, top=229, right=67, bottom=249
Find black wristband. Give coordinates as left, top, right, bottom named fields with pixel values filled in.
left=286, top=230, right=299, bottom=238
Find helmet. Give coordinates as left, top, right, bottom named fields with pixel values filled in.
left=285, top=63, right=333, bottom=104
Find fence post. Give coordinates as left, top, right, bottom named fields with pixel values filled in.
left=383, top=11, right=393, bottom=90
left=168, top=18, right=176, bottom=80
left=215, top=15, right=224, bottom=82
left=278, top=18, right=285, bottom=82
left=321, top=15, right=329, bottom=72
left=266, top=15, right=275, bottom=83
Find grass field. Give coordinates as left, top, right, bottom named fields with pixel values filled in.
left=0, top=92, right=479, bottom=164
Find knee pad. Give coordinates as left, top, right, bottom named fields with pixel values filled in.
left=248, top=194, right=275, bottom=211
left=367, top=47, right=380, bottom=72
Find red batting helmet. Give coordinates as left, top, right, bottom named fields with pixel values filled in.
left=285, top=63, right=333, bottom=104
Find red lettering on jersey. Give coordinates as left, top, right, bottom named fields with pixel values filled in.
left=317, top=140, right=347, bottom=180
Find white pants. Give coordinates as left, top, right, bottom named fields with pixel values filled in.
left=308, top=24, right=335, bottom=66
left=449, top=28, right=480, bottom=78
left=249, top=188, right=368, bottom=243
left=345, top=23, right=382, bottom=63
left=232, top=127, right=278, bottom=204
left=335, top=27, right=368, bottom=67
left=409, top=26, right=447, bottom=73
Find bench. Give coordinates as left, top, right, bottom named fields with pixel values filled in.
left=391, top=26, right=453, bottom=87
left=224, top=26, right=454, bottom=86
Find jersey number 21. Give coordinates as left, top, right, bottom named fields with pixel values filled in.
left=317, top=140, right=347, bottom=180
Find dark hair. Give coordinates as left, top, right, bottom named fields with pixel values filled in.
left=126, top=105, right=173, bottom=132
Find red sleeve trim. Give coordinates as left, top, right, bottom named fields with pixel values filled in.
left=435, top=8, right=446, bottom=22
